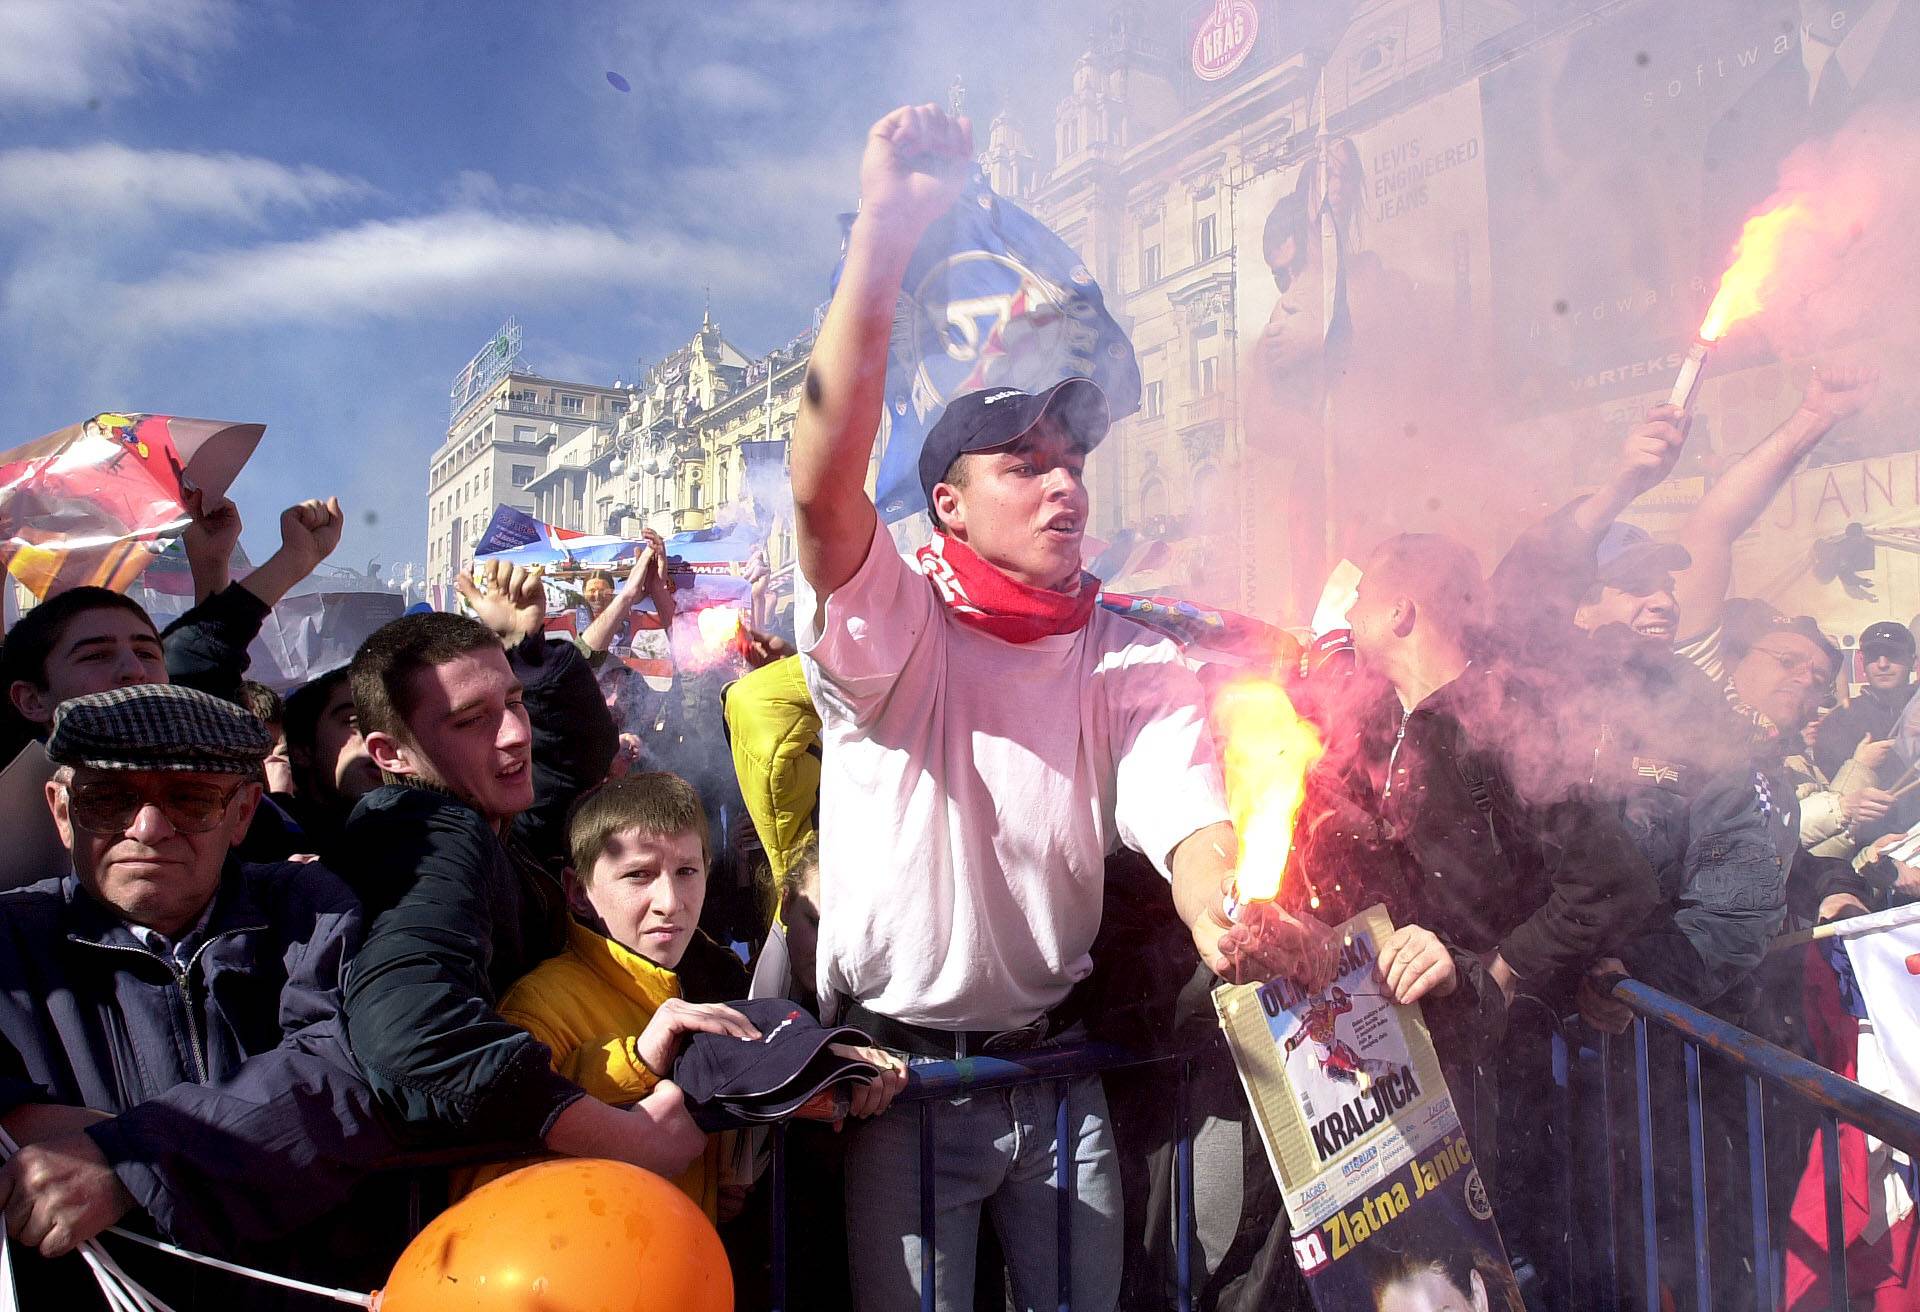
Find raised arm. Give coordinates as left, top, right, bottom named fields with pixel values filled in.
left=792, top=105, right=972, bottom=601
left=1569, top=404, right=1689, bottom=544
left=1675, top=366, right=1876, bottom=641
left=165, top=496, right=344, bottom=701
left=581, top=550, right=655, bottom=655
left=640, top=528, right=675, bottom=631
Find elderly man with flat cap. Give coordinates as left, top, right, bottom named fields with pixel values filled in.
left=0, top=683, right=399, bottom=1307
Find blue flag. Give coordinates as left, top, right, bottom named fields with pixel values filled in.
left=833, top=172, right=1142, bottom=522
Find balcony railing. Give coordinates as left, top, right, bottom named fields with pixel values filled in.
left=1178, top=393, right=1229, bottom=429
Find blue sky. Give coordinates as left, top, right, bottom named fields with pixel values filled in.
left=0, top=0, right=1100, bottom=576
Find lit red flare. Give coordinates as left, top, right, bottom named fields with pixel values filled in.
left=1699, top=198, right=1810, bottom=343
left=1210, top=676, right=1324, bottom=906
left=695, top=604, right=744, bottom=653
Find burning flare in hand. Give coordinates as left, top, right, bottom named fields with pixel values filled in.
left=1211, top=677, right=1325, bottom=906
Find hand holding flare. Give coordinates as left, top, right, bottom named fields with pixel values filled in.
left=1205, top=676, right=1339, bottom=987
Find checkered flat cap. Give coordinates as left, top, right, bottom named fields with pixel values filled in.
left=47, top=683, right=270, bottom=774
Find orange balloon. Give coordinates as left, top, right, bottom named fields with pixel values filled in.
left=373, top=1158, right=732, bottom=1312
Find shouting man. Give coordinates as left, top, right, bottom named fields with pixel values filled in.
left=790, top=103, right=1327, bottom=1312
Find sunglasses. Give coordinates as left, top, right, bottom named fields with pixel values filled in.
left=64, top=779, right=248, bottom=835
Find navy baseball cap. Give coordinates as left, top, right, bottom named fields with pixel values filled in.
left=1596, top=521, right=1690, bottom=589
left=671, top=999, right=880, bottom=1132
left=918, top=378, right=1111, bottom=516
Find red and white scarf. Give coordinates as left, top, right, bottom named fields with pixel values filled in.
left=913, top=534, right=1099, bottom=644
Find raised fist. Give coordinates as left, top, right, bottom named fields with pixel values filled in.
left=1801, top=363, right=1879, bottom=426
left=858, top=103, right=973, bottom=239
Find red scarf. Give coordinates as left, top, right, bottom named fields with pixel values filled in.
left=913, top=534, right=1099, bottom=644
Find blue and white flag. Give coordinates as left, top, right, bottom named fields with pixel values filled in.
left=833, top=171, right=1141, bottom=522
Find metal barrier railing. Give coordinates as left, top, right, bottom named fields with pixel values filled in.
left=760, top=978, right=1920, bottom=1312
left=1556, top=978, right=1920, bottom=1312
left=764, top=1041, right=1208, bottom=1312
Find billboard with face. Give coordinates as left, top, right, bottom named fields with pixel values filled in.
left=1231, top=81, right=1494, bottom=617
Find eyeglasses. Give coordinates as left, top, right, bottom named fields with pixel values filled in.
left=64, top=779, right=247, bottom=835
left=1747, top=645, right=1833, bottom=683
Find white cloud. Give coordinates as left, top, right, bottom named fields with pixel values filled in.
left=695, top=1, right=876, bottom=43
left=683, top=62, right=784, bottom=115
left=113, top=209, right=758, bottom=331
left=0, top=143, right=365, bottom=227
left=0, top=0, right=237, bottom=110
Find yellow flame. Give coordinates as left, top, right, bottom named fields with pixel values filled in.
left=1699, top=199, right=1809, bottom=342
left=695, top=605, right=743, bottom=651
left=1211, top=677, right=1325, bottom=904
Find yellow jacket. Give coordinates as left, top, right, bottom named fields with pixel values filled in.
left=459, top=920, right=725, bottom=1216
left=723, top=655, right=822, bottom=888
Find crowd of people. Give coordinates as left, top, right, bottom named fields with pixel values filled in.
left=0, top=103, right=1914, bottom=1312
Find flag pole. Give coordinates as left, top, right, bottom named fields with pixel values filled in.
left=1315, top=64, right=1340, bottom=585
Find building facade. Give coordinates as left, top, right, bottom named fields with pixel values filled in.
left=425, top=3, right=1570, bottom=622
left=426, top=371, right=631, bottom=582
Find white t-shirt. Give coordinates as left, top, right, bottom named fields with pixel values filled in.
left=797, top=516, right=1230, bottom=1030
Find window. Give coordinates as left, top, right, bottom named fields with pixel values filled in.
left=511, top=464, right=536, bottom=488
left=560, top=394, right=584, bottom=413
left=1195, top=214, right=1217, bottom=262
left=1198, top=357, right=1218, bottom=396
left=1062, top=119, right=1079, bottom=157
left=514, top=426, right=536, bottom=443
left=1143, top=380, right=1164, bottom=419
left=1141, top=477, right=1168, bottom=525
left=1140, top=243, right=1161, bottom=286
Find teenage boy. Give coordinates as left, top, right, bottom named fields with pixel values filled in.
left=341, top=562, right=705, bottom=1178
left=476, top=773, right=903, bottom=1216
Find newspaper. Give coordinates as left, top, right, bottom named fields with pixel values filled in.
left=1215, top=903, right=1523, bottom=1310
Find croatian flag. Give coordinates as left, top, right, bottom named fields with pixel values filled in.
left=831, top=171, right=1141, bottom=522
left=1783, top=902, right=1920, bottom=1311
left=473, top=505, right=633, bottom=569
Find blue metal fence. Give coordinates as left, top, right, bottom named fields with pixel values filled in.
left=762, top=978, right=1920, bottom=1311
left=1559, top=978, right=1920, bottom=1312
left=764, top=1042, right=1204, bottom=1312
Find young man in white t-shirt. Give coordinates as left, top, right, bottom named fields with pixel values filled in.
left=791, top=102, right=1331, bottom=1312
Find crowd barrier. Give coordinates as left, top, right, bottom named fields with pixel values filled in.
left=760, top=978, right=1920, bottom=1312
left=1556, top=978, right=1920, bottom=1312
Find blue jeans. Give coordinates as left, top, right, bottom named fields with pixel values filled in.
left=844, top=1048, right=1122, bottom=1312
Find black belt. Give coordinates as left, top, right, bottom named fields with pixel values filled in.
left=846, top=982, right=1089, bottom=1060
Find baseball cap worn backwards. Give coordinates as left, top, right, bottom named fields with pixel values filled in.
left=47, top=684, right=271, bottom=775
left=671, top=998, right=881, bottom=1132
left=918, top=377, right=1112, bottom=515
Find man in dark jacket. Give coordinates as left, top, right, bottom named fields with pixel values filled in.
left=1815, top=620, right=1915, bottom=780
left=1341, top=533, right=1660, bottom=1308
left=0, top=682, right=399, bottom=1306
left=340, top=560, right=704, bottom=1179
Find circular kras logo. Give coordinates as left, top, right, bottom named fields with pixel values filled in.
left=1192, top=0, right=1259, bottom=82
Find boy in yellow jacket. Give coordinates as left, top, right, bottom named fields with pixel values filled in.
left=475, top=772, right=759, bottom=1217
